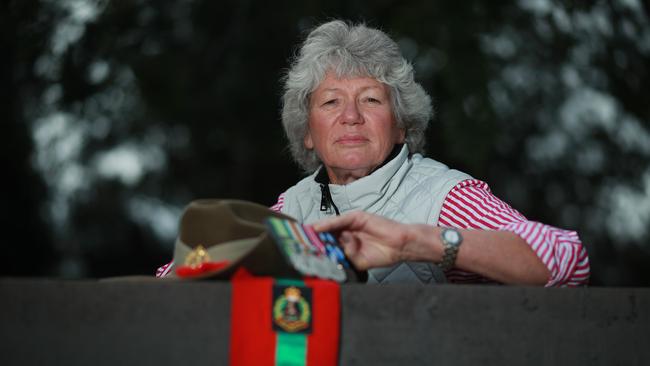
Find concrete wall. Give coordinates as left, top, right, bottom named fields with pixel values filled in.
left=1, top=278, right=648, bottom=365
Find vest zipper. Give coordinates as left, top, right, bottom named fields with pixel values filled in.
left=319, top=184, right=340, bottom=216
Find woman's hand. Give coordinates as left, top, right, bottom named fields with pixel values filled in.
left=312, top=211, right=436, bottom=270
left=313, top=210, right=551, bottom=285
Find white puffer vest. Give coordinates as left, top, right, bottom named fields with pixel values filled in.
left=281, top=144, right=472, bottom=284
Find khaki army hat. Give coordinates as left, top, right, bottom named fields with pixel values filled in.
left=170, top=199, right=301, bottom=279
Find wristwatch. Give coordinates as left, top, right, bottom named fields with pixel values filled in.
left=439, top=228, right=463, bottom=271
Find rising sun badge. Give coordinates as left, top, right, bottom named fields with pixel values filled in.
left=272, top=285, right=312, bottom=334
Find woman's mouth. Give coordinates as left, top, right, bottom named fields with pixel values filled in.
left=336, top=135, right=368, bottom=144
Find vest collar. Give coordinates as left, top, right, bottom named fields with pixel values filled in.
left=312, top=144, right=411, bottom=213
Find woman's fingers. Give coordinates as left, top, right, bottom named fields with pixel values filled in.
left=312, top=211, right=365, bottom=232
left=340, top=231, right=371, bottom=270
left=339, top=231, right=356, bottom=256
left=312, top=212, right=404, bottom=269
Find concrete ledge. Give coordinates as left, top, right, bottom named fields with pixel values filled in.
left=1, top=278, right=648, bottom=365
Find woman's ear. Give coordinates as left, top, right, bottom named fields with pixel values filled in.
left=304, top=131, right=314, bottom=149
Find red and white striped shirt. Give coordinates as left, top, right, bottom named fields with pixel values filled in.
left=157, top=179, right=589, bottom=286
left=436, top=179, right=589, bottom=286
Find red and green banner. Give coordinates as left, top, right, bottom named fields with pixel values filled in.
left=230, top=272, right=340, bottom=366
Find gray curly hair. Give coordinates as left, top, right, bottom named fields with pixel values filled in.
left=281, top=20, right=433, bottom=172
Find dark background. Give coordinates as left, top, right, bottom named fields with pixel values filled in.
left=3, top=0, right=649, bottom=285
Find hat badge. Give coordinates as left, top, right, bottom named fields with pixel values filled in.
left=184, top=245, right=211, bottom=268
left=176, top=244, right=231, bottom=278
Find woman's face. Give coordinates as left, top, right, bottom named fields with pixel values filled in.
left=305, top=72, right=405, bottom=184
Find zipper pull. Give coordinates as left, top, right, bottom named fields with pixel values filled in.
left=320, top=184, right=330, bottom=212
left=319, top=183, right=340, bottom=215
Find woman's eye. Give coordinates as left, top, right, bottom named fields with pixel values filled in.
left=322, top=99, right=337, bottom=106
left=365, top=97, right=381, bottom=104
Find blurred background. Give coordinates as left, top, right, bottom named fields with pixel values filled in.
left=2, top=0, right=649, bottom=285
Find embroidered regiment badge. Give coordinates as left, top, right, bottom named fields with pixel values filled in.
left=272, top=285, right=312, bottom=334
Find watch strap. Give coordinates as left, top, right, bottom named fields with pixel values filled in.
left=439, top=228, right=462, bottom=271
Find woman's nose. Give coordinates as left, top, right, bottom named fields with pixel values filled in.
left=340, top=101, right=362, bottom=125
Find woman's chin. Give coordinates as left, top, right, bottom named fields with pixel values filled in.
left=325, top=158, right=379, bottom=183
left=334, top=156, right=374, bottom=171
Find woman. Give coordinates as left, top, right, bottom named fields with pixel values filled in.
left=271, top=20, right=589, bottom=286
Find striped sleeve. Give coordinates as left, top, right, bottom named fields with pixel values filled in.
left=154, top=192, right=288, bottom=277
left=439, top=179, right=590, bottom=287
left=155, top=261, right=173, bottom=278
left=270, top=192, right=285, bottom=212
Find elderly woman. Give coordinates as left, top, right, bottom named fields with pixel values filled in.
left=270, top=20, right=589, bottom=286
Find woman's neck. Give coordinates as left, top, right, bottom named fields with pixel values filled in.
left=318, top=144, right=404, bottom=185
left=326, top=167, right=374, bottom=185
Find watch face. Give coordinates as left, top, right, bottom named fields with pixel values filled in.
left=443, top=229, right=461, bottom=244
